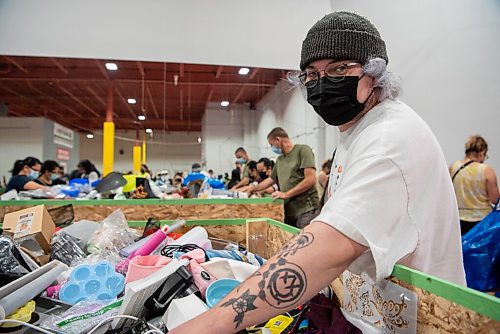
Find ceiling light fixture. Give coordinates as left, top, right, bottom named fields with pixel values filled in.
left=127, top=98, right=137, bottom=104
left=239, top=67, right=250, bottom=75
left=145, top=128, right=152, bottom=133
left=221, top=101, right=229, bottom=107
left=86, top=133, right=94, bottom=139
left=138, top=114, right=146, bottom=121
left=197, top=136, right=202, bottom=143
left=105, top=62, right=118, bottom=71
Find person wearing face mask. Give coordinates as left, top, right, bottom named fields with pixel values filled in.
left=253, top=157, right=278, bottom=195
left=449, top=135, right=499, bottom=235
left=5, top=158, right=47, bottom=193
left=170, top=12, right=465, bottom=334
left=231, top=147, right=254, bottom=190
left=34, top=160, right=60, bottom=187
left=23, top=156, right=42, bottom=179
left=249, top=127, right=319, bottom=228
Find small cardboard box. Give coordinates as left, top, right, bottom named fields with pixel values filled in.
left=3, top=205, right=56, bottom=254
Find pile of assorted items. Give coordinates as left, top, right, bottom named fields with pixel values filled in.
left=0, top=206, right=325, bottom=333
left=0, top=172, right=246, bottom=202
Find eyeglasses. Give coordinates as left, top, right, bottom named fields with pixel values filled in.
left=298, top=62, right=362, bottom=87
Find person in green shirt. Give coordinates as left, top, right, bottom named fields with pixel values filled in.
left=231, top=147, right=254, bottom=190
left=249, top=127, right=319, bottom=228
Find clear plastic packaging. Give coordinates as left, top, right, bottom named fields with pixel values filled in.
left=51, top=231, right=86, bottom=267
left=40, top=299, right=122, bottom=334
left=86, top=209, right=139, bottom=256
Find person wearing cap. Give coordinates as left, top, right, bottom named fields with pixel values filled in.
left=170, top=12, right=465, bottom=333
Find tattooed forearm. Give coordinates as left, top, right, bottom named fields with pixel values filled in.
left=257, top=258, right=306, bottom=308
left=220, top=232, right=313, bottom=329
left=221, top=289, right=258, bottom=328
left=276, top=231, right=314, bottom=257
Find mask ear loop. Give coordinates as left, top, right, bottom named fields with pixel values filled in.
left=358, top=74, right=376, bottom=105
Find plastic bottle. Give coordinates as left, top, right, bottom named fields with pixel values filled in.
left=198, top=181, right=212, bottom=199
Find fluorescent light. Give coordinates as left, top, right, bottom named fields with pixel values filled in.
left=239, top=67, right=250, bottom=75
left=105, top=62, right=118, bottom=71
left=86, top=133, right=94, bottom=139
left=145, top=128, right=152, bottom=133
left=197, top=137, right=202, bottom=143
left=221, top=101, right=229, bottom=107
left=127, top=98, right=136, bottom=104
left=138, top=115, right=146, bottom=121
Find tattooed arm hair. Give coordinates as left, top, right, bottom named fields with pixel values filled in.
left=169, top=221, right=367, bottom=334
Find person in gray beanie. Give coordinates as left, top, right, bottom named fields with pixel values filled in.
left=171, top=12, right=465, bottom=334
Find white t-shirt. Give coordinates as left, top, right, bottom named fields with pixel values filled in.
left=314, top=99, right=466, bottom=286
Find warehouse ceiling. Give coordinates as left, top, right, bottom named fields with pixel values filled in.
left=0, top=56, right=287, bottom=133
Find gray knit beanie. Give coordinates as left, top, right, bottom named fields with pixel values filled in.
left=300, top=11, right=388, bottom=70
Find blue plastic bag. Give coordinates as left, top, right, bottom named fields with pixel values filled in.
left=462, top=202, right=500, bottom=291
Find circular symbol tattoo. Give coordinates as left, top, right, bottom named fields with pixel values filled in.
left=265, top=263, right=306, bottom=308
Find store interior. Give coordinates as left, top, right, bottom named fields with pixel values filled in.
left=0, top=0, right=498, bottom=333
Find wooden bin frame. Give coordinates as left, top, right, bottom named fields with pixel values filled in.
left=128, top=218, right=500, bottom=333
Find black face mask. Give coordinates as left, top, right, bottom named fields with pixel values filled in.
left=259, top=171, right=268, bottom=180
left=306, top=75, right=371, bottom=126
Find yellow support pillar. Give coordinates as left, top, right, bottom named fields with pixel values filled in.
left=142, top=132, right=146, bottom=164
left=102, top=122, right=115, bottom=176
left=133, top=145, right=141, bottom=174
left=102, top=83, right=114, bottom=176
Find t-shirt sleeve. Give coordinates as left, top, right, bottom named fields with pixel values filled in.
left=11, top=175, right=32, bottom=191
left=243, top=165, right=249, bottom=179
left=313, top=155, right=418, bottom=283
left=299, top=146, right=316, bottom=170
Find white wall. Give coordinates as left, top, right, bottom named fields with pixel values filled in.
left=0, top=117, right=80, bottom=184
left=244, top=81, right=338, bottom=167
left=202, top=105, right=246, bottom=175
left=329, top=0, right=500, bottom=170
left=0, top=0, right=331, bottom=70
left=79, top=130, right=201, bottom=176
left=0, top=118, right=44, bottom=183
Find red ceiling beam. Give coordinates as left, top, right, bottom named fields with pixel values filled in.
left=49, top=57, right=69, bottom=74
left=146, top=86, right=159, bottom=118
left=0, top=77, right=275, bottom=87
left=26, top=81, right=81, bottom=117
left=56, top=82, right=100, bottom=117
left=3, top=56, right=29, bottom=73
left=215, top=66, right=224, bottom=78
left=115, top=85, right=137, bottom=119
left=95, top=60, right=110, bottom=80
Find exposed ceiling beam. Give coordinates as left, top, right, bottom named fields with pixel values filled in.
left=115, top=85, right=137, bottom=119
left=94, top=60, right=110, bottom=80
left=4, top=56, right=29, bottom=73
left=205, top=88, right=214, bottom=109
left=0, top=84, right=39, bottom=106
left=179, top=63, right=184, bottom=77
left=136, top=61, right=145, bottom=77
left=215, top=66, right=224, bottom=78
left=49, top=57, right=68, bottom=74
left=232, top=86, right=247, bottom=104
left=0, top=77, right=275, bottom=87
left=146, top=86, right=159, bottom=119
left=56, top=82, right=100, bottom=117
left=26, top=81, right=81, bottom=117
left=87, top=85, right=106, bottom=108
left=249, top=68, right=260, bottom=80
left=61, top=117, right=201, bottom=127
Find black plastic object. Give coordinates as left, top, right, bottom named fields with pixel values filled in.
left=144, top=265, right=200, bottom=317
left=95, top=171, right=127, bottom=193
left=135, top=177, right=158, bottom=198
left=106, top=317, right=152, bottom=334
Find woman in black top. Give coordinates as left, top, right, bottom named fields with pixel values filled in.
left=5, top=158, right=47, bottom=193
left=34, top=160, right=60, bottom=187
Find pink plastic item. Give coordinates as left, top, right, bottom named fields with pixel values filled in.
left=125, top=255, right=172, bottom=283
left=180, top=249, right=206, bottom=264
left=189, top=259, right=216, bottom=298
